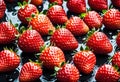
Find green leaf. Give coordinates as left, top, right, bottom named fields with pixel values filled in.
left=102, top=10, right=107, bottom=14
left=42, top=10, right=48, bottom=14
left=114, top=65, right=119, bottom=71
left=14, top=23, right=19, bottom=27
left=48, top=2, right=57, bottom=8
left=26, top=17, right=32, bottom=22
left=79, top=13, right=86, bottom=19
left=23, top=1, right=27, bottom=6
left=54, top=66, right=60, bottom=72
left=31, top=13, right=36, bottom=18
left=80, top=46, right=84, bottom=51
left=85, top=46, right=90, bottom=50
left=48, top=30, right=54, bottom=35
left=40, top=45, right=46, bottom=53
left=17, top=2, right=22, bottom=7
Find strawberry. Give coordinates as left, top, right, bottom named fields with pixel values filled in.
left=111, top=0, right=120, bottom=8
left=0, top=50, right=20, bottom=72
left=19, top=62, right=42, bottom=82
left=103, top=9, right=120, bottom=30
left=22, top=0, right=43, bottom=6
left=83, top=11, right=103, bottom=29
left=116, top=33, right=120, bottom=48
left=95, top=64, right=120, bottom=82
left=39, top=46, right=65, bottom=70
left=50, top=28, right=79, bottom=51
left=66, top=16, right=89, bottom=36
left=48, top=0, right=63, bottom=5
left=56, top=64, right=80, bottom=82
left=86, top=31, right=113, bottom=54
left=0, top=22, right=18, bottom=45
left=73, top=50, right=96, bottom=74
left=47, top=5, right=68, bottom=25
left=28, top=14, right=55, bottom=36
left=18, top=3, right=38, bottom=24
left=112, top=52, right=120, bottom=68
left=67, top=0, right=86, bottom=14
left=0, top=0, right=6, bottom=19
left=18, top=30, right=44, bottom=53
left=88, top=0, right=108, bottom=11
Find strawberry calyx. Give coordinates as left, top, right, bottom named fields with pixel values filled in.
left=40, top=45, right=46, bottom=53
left=17, top=1, right=28, bottom=9
left=80, top=45, right=90, bottom=51
left=48, top=2, right=58, bottom=8
left=29, top=59, right=43, bottom=67
left=79, top=13, right=87, bottom=19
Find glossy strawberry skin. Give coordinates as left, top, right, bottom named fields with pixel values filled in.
left=112, top=52, right=120, bottom=68
left=103, top=9, right=120, bottom=30
left=48, top=0, right=63, bottom=5
left=88, top=0, right=108, bottom=11
left=0, top=0, right=6, bottom=19
left=111, top=0, right=120, bottom=8
left=0, top=50, right=20, bottom=72
left=28, top=14, right=55, bottom=36
left=66, top=16, right=89, bottom=36
left=18, top=30, right=44, bottom=53
left=22, top=0, right=43, bottom=6
left=116, top=33, right=120, bottom=48
left=19, top=62, right=42, bottom=82
left=73, top=51, right=96, bottom=74
left=57, top=64, right=80, bottom=82
left=95, top=64, right=120, bottom=82
left=0, top=22, right=18, bottom=45
left=47, top=5, right=68, bottom=25
left=83, top=11, right=103, bottom=29
left=86, top=32, right=113, bottom=54
left=50, top=28, right=79, bottom=51
left=39, top=46, right=65, bottom=70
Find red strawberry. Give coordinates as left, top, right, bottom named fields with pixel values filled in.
left=111, top=0, right=120, bottom=8
left=66, top=16, right=89, bottom=36
left=116, top=33, right=120, bottom=48
left=0, top=0, right=6, bottom=19
left=48, top=0, right=63, bottom=5
left=22, top=0, right=43, bottom=6
left=83, top=11, right=103, bottom=29
left=112, top=52, right=120, bottom=68
left=103, top=9, right=120, bottom=30
left=50, top=28, right=79, bottom=51
left=56, top=64, right=80, bottom=82
left=18, top=3, right=38, bottom=24
left=86, top=31, right=113, bottom=54
left=0, top=22, right=18, bottom=45
left=88, top=0, right=108, bottom=11
left=19, top=62, right=42, bottom=82
left=67, top=0, right=86, bottom=14
left=28, top=14, right=55, bottom=36
left=47, top=5, right=68, bottom=25
left=18, top=30, right=44, bottom=53
left=73, top=50, right=96, bottom=74
left=95, top=64, right=120, bottom=82
left=0, top=50, right=20, bottom=72
left=39, top=46, right=65, bottom=70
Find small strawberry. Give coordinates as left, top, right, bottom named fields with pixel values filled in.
left=50, top=28, right=79, bottom=51
left=116, top=33, right=120, bottom=48
left=28, top=14, right=55, bottom=36
left=111, top=0, right=120, bottom=8
left=0, top=49, right=20, bottom=72
left=103, top=9, right=120, bottom=30
left=19, top=62, right=42, bottom=82
left=56, top=64, right=80, bottom=82
left=112, top=52, right=120, bottom=68
left=88, top=0, right=108, bottom=11
left=47, top=5, right=68, bottom=25
left=39, top=46, right=65, bottom=70
left=95, top=64, right=120, bottom=82
left=66, top=16, right=89, bottom=36
left=48, top=0, right=63, bottom=5
left=0, top=0, right=6, bottom=19
left=67, top=0, right=86, bottom=14
left=22, top=0, right=43, bottom=6
left=18, top=30, right=44, bottom=53
left=0, top=22, right=18, bottom=45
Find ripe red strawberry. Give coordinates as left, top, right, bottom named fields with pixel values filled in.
left=103, top=9, right=120, bottom=30
left=22, top=0, right=43, bottom=6
left=47, top=5, right=68, bottom=25
left=56, top=64, right=80, bottom=82
left=28, top=14, right=55, bottom=36
left=88, top=0, right=108, bottom=11
left=50, top=28, right=79, bottom=51
left=48, top=0, right=63, bottom=5
left=19, top=62, right=42, bottom=82
left=0, top=22, right=18, bottom=45
left=0, top=50, right=20, bottom=72
left=95, top=64, right=120, bottom=82
left=111, top=0, right=120, bottom=8
left=0, top=0, right=6, bottom=19
left=73, top=50, right=96, bottom=74
left=18, top=30, right=44, bottom=53
left=116, top=33, right=120, bottom=48
left=112, top=52, right=120, bottom=68
left=66, top=16, right=89, bottom=36
left=67, top=0, right=86, bottom=14
left=18, top=3, right=38, bottom=24
left=86, top=31, right=113, bottom=54
left=83, top=11, right=103, bottom=29
left=39, top=46, right=65, bottom=70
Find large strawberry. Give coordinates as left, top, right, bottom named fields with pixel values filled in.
left=103, top=9, right=120, bottom=30
left=56, top=64, right=80, bottom=82
left=0, top=49, right=20, bottom=72
left=50, top=28, right=79, bottom=51
left=112, top=52, right=120, bottom=68
left=28, top=14, right=55, bottom=36
left=0, top=0, right=6, bottom=19
left=48, top=0, right=63, bottom=5
left=39, top=46, right=65, bottom=70
left=66, top=16, right=89, bottom=36
left=95, top=64, right=120, bottom=82
left=22, top=0, right=43, bottom=6
left=18, top=30, right=44, bottom=53
left=0, top=22, right=18, bottom=45
left=88, top=0, right=108, bottom=11
left=116, top=33, right=120, bottom=48
left=19, top=62, right=42, bottom=82
left=111, top=0, right=120, bottom=8
left=47, top=5, right=68, bottom=25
